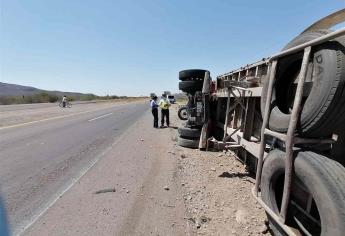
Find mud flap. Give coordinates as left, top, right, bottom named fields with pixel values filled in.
left=199, top=122, right=209, bottom=149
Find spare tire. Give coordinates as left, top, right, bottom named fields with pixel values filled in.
left=177, top=136, right=199, bottom=149
left=179, top=69, right=209, bottom=81
left=178, top=106, right=188, bottom=120
left=261, top=149, right=345, bottom=236
left=179, top=81, right=203, bottom=93
left=261, top=30, right=345, bottom=137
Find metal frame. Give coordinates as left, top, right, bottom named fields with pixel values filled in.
left=255, top=46, right=312, bottom=222
left=253, top=28, right=344, bottom=231
left=200, top=71, right=211, bottom=149
left=213, top=26, right=345, bottom=235
left=184, top=10, right=345, bottom=235
left=222, top=86, right=249, bottom=142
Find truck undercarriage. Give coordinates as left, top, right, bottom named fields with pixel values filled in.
left=177, top=9, right=345, bottom=236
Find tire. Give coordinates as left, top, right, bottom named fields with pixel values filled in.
left=261, top=30, right=345, bottom=137
left=59, top=102, right=71, bottom=108
left=177, top=136, right=199, bottom=149
left=179, top=81, right=204, bottom=93
left=179, top=69, right=209, bottom=81
left=178, top=126, right=201, bottom=138
left=261, top=149, right=345, bottom=236
left=178, top=106, right=188, bottom=120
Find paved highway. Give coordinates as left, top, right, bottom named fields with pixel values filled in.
left=0, top=101, right=148, bottom=235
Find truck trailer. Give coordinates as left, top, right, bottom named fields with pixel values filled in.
left=177, top=9, right=345, bottom=236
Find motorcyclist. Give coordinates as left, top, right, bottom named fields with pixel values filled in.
left=62, top=95, right=67, bottom=108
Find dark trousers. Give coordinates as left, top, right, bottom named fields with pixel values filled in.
left=161, top=109, right=169, bottom=126
left=152, top=108, right=158, bottom=128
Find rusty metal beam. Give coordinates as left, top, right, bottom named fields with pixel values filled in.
left=280, top=46, right=311, bottom=222
left=254, top=60, right=277, bottom=195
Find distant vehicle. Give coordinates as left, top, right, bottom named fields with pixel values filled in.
left=168, top=95, right=176, bottom=104
left=163, top=91, right=171, bottom=96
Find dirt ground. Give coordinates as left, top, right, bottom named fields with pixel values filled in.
left=170, top=105, right=269, bottom=236
left=22, top=103, right=269, bottom=236
left=23, top=105, right=189, bottom=236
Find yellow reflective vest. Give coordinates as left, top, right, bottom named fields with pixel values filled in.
left=159, top=98, right=170, bottom=110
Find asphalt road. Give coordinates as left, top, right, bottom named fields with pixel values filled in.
left=0, top=103, right=57, bottom=112
left=0, top=100, right=102, bottom=112
left=0, top=101, right=148, bottom=235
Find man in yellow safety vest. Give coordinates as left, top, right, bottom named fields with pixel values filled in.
left=159, top=94, right=171, bottom=127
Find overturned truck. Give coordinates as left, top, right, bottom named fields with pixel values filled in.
left=177, top=9, right=345, bottom=236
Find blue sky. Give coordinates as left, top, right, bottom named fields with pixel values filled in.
left=1, top=0, right=344, bottom=96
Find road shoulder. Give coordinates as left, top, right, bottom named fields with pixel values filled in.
left=24, top=109, right=190, bottom=236
left=171, top=106, right=268, bottom=235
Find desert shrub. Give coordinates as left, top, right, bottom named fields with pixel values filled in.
left=0, top=93, right=127, bottom=105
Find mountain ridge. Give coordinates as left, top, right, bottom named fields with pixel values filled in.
left=0, top=82, right=92, bottom=97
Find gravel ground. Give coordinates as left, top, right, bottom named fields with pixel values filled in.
left=20, top=103, right=269, bottom=236
left=170, top=105, right=270, bottom=236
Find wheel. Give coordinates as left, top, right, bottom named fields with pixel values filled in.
left=261, top=30, right=345, bottom=137
left=59, top=102, right=63, bottom=108
left=179, top=69, right=209, bottom=81
left=261, top=149, right=345, bottom=236
left=178, top=106, right=188, bottom=120
left=178, top=126, right=201, bottom=138
left=177, top=136, right=199, bottom=149
left=67, top=102, right=72, bottom=108
left=179, top=81, right=204, bottom=93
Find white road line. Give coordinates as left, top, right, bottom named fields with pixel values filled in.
left=88, top=112, right=113, bottom=122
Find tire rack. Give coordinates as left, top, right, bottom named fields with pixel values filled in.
left=252, top=28, right=345, bottom=235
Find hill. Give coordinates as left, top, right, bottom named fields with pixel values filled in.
left=0, top=82, right=118, bottom=105
left=0, top=82, right=88, bottom=98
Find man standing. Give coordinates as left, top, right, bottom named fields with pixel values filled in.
left=159, top=94, right=171, bottom=127
left=150, top=96, right=159, bottom=128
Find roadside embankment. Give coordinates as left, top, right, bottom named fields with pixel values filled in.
left=171, top=106, right=269, bottom=236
